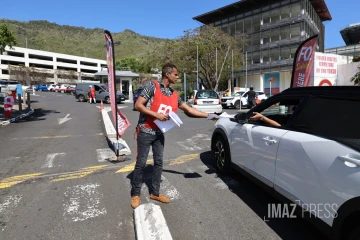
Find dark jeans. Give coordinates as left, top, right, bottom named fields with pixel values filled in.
left=131, top=131, right=165, bottom=197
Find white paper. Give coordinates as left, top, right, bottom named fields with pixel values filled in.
left=154, top=111, right=183, bottom=133
left=207, top=112, right=232, bottom=120
left=219, top=112, right=232, bottom=118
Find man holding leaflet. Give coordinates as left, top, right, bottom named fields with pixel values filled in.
left=131, top=62, right=217, bottom=209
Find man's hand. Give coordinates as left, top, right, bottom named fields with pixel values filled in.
left=155, top=113, right=170, bottom=121
left=207, top=113, right=220, bottom=121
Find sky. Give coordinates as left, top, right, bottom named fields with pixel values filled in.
left=2, top=0, right=359, bottom=49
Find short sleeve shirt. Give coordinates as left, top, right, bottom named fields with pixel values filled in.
left=137, top=79, right=184, bottom=135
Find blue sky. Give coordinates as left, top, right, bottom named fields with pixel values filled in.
left=2, top=0, right=359, bottom=49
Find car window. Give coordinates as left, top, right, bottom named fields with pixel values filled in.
left=94, top=85, right=101, bottom=91
left=291, top=97, right=360, bottom=151
left=248, top=97, right=304, bottom=126
left=196, top=91, right=219, bottom=99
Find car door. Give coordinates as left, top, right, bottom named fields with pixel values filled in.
left=274, top=96, right=360, bottom=226
left=231, top=96, right=302, bottom=187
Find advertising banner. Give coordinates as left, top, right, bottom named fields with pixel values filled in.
left=264, top=73, right=280, bottom=96
left=313, top=52, right=339, bottom=86
left=290, top=35, right=319, bottom=88
left=104, top=30, right=130, bottom=137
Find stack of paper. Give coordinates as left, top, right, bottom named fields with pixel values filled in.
left=154, top=111, right=183, bottom=133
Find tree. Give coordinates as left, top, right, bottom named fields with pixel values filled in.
left=351, top=65, right=360, bottom=85
left=115, top=57, right=151, bottom=73
left=0, top=24, right=18, bottom=54
left=149, top=26, right=247, bottom=90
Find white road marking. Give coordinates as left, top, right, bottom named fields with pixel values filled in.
left=0, top=195, right=22, bottom=231
left=96, top=148, right=115, bottom=162
left=41, top=153, right=66, bottom=168
left=58, top=114, right=72, bottom=125
left=63, top=183, right=107, bottom=222
left=144, top=175, right=180, bottom=201
left=177, top=133, right=209, bottom=151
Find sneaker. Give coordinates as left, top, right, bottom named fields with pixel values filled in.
left=131, top=196, right=140, bottom=209
left=150, top=194, right=170, bottom=204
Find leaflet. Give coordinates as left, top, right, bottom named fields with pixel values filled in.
left=154, top=111, right=183, bottom=133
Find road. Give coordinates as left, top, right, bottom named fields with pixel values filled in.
left=0, top=92, right=327, bottom=239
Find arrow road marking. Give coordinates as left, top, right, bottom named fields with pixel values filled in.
left=58, top=114, right=72, bottom=125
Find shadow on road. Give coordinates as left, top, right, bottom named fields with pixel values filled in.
left=199, top=151, right=328, bottom=240
left=14, top=108, right=61, bottom=123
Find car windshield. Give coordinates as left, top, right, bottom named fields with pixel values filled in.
left=196, top=91, right=218, bottom=99
left=232, top=91, right=244, bottom=96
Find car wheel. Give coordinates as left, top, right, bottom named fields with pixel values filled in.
left=78, top=95, right=85, bottom=102
left=234, top=100, right=240, bottom=109
left=105, top=97, right=110, bottom=104
left=212, top=135, right=231, bottom=174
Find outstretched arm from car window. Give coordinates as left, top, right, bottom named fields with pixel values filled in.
left=250, top=112, right=281, bottom=127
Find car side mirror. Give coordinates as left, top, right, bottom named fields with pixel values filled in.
left=233, top=112, right=248, bottom=124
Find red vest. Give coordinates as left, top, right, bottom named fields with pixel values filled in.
left=4, top=96, right=14, bottom=111
left=144, top=80, right=178, bottom=129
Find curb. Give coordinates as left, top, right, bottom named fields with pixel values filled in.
left=134, top=203, right=173, bottom=240
left=0, top=107, right=35, bottom=126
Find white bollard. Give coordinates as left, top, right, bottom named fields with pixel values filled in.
left=33, top=88, right=35, bottom=96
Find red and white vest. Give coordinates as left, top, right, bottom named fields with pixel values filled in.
left=4, top=95, right=14, bottom=111
left=144, top=80, right=178, bottom=129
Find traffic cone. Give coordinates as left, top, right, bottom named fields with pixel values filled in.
left=100, top=100, right=104, bottom=112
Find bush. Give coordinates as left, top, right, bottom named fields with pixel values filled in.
left=353, top=56, right=360, bottom=62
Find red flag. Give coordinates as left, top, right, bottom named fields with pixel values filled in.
left=290, top=35, right=318, bottom=88
left=104, top=30, right=130, bottom=137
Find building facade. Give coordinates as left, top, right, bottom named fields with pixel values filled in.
left=0, top=46, right=107, bottom=82
left=193, top=0, right=331, bottom=94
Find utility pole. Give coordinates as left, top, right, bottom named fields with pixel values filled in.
left=232, top=50, right=234, bottom=91
left=245, top=51, right=248, bottom=90
left=184, top=72, right=187, bottom=101
left=228, top=65, right=231, bottom=96
left=196, top=44, right=199, bottom=90
left=216, top=48, right=218, bottom=82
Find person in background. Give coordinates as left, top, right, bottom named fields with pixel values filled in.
left=88, top=85, right=96, bottom=104
left=244, top=87, right=256, bottom=108
left=131, top=62, right=217, bottom=209
left=4, top=89, right=14, bottom=119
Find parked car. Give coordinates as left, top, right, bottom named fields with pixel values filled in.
left=187, top=90, right=222, bottom=114
left=48, top=84, right=59, bottom=91
left=66, top=85, right=76, bottom=94
left=221, top=90, right=267, bottom=109
left=211, top=86, right=360, bottom=240
left=133, top=88, right=143, bottom=109
left=74, top=83, right=125, bottom=103
left=58, top=84, right=69, bottom=93
left=35, top=84, right=48, bottom=91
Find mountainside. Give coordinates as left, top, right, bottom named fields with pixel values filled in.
left=0, top=19, right=168, bottom=60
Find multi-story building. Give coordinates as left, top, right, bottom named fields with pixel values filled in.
left=325, top=23, right=360, bottom=60
left=193, top=0, right=332, bottom=94
left=0, top=46, right=107, bottom=82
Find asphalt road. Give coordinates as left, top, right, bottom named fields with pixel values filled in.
left=0, top=92, right=327, bottom=240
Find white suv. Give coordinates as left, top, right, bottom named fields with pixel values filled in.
left=212, top=86, right=360, bottom=240
left=221, top=91, right=267, bottom=109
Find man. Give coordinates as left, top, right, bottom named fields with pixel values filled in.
left=88, top=85, right=96, bottom=104
left=131, top=62, right=217, bottom=209
left=244, top=87, right=256, bottom=108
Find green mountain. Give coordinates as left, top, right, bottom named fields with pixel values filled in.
left=0, top=19, right=168, bottom=60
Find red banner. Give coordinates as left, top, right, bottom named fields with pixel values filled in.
left=290, top=35, right=318, bottom=88
left=104, top=30, right=130, bottom=137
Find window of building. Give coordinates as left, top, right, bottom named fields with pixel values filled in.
left=280, top=25, right=290, bottom=40
left=229, top=22, right=236, bottom=37
left=252, top=51, right=260, bottom=64
left=244, top=17, right=252, bottom=34
left=280, top=5, right=291, bottom=19
left=221, top=24, right=229, bottom=34
left=236, top=19, right=244, bottom=33
left=280, top=46, right=291, bottom=60
left=263, top=11, right=271, bottom=24
left=262, top=30, right=271, bottom=44
left=271, top=9, right=280, bottom=22
left=262, top=50, right=270, bottom=63
left=291, top=2, right=301, bottom=17
left=270, top=48, right=280, bottom=61
left=252, top=14, right=261, bottom=32
left=252, top=33, right=261, bottom=51
left=271, top=28, right=280, bottom=42
left=290, top=23, right=301, bottom=38
left=290, top=45, right=298, bottom=59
